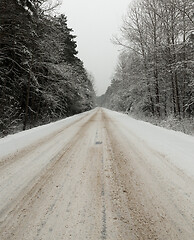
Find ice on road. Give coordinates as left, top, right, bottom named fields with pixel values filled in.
left=0, top=108, right=194, bottom=240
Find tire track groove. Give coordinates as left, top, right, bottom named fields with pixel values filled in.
left=101, top=156, right=107, bottom=240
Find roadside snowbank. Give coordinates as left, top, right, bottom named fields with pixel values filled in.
left=0, top=110, right=93, bottom=159
left=106, top=109, right=194, bottom=179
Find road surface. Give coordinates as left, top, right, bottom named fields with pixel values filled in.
left=0, top=108, right=194, bottom=239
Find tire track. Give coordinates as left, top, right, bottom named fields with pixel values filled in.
left=0, top=111, right=98, bottom=239
left=0, top=111, right=93, bottom=170
left=95, top=126, right=107, bottom=240
left=102, top=109, right=194, bottom=239
left=101, top=157, right=107, bottom=240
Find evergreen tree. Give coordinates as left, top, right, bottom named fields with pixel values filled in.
left=0, top=1, right=95, bottom=137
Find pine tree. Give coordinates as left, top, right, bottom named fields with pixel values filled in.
left=0, top=1, right=95, bottom=136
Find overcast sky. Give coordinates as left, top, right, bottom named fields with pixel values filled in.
left=60, top=0, right=131, bottom=96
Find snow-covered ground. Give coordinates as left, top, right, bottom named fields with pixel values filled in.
left=1, top=108, right=193, bottom=179
left=105, top=109, right=194, bottom=179
left=0, top=110, right=94, bottom=159
left=1, top=107, right=194, bottom=239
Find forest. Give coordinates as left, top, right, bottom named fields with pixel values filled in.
left=99, top=0, right=193, bottom=130
left=0, top=0, right=96, bottom=137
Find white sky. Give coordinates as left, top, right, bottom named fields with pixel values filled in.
left=59, top=0, right=131, bottom=96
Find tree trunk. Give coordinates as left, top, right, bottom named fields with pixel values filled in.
left=23, top=75, right=30, bottom=130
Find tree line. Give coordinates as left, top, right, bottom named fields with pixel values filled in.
left=0, top=0, right=95, bottom=136
left=99, top=0, right=193, bottom=120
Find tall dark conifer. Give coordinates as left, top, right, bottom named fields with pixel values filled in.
left=0, top=2, right=95, bottom=136
left=56, top=14, right=78, bottom=63
left=0, top=0, right=35, bottom=132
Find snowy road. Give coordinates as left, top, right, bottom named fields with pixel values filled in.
left=0, top=108, right=194, bottom=240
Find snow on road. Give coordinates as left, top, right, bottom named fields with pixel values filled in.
left=0, top=108, right=194, bottom=239
left=105, top=109, right=194, bottom=179
left=0, top=110, right=95, bottom=159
